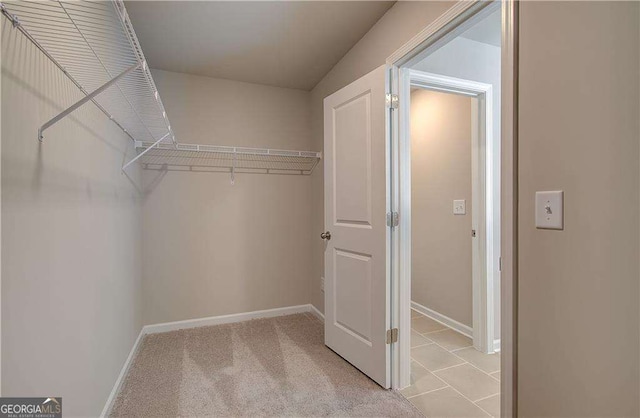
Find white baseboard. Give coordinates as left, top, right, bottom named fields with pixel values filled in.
left=102, top=304, right=320, bottom=415
left=411, top=301, right=473, bottom=338
left=493, top=338, right=501, bottom=352
left=142, top=304, right=313, bottom=334
left=309, top=304, right=325, bottom=322
left=100, top=328, right=145, bottom=417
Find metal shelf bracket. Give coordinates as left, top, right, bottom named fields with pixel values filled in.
left=122, top=132, right=171, bottom=171
left=231, top=150, right=237, bottom=185
left=38, top=63, right=141, bottom=142
left=0, top=3, right=18, bottom=28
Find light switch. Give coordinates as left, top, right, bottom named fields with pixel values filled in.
left=535, top=191, right=563, bottom=230
left=453, top=199, right=466, bottom=215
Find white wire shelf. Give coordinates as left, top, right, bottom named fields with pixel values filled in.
left=135, top=141, right=322, bottom=176
left=1, top=0, right=175, bottom=145
left=1, top=0, right=320, bottom=178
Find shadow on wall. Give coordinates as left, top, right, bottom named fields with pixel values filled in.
left=2, top=18, right=143, bottom=416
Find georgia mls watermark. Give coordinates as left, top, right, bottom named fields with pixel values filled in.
left=0, top=397, right=62, bottom=418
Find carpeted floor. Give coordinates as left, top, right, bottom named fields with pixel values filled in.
left=110, top=313, right=422, bottom=417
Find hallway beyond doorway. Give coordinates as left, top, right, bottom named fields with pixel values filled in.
left=402, top=310, right=500, bottom=417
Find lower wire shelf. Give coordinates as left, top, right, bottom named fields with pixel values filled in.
left=135, top=141, right=322, bottom=175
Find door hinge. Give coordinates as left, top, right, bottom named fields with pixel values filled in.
left=386, top=211, right=399, bottom=227
left=499, top=256, right=502, bottom=272
left=386, top=328, right=398, bottom=344
left=386, top=93, right=399, bottom=110
left=471, top=229, right=477, bottom=237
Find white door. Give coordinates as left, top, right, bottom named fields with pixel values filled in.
left=323, top=65, right=389, bottom=388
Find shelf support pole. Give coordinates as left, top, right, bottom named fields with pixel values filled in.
left=38, top=62, right=141, bottom=142
left=122, top=132, right=171, bottom=171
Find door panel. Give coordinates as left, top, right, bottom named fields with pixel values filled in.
left=335, top=249, right=373, bottom=343
left=323, top=65, right=388, bottom=387
left=334, top=93, right=372, bottom=227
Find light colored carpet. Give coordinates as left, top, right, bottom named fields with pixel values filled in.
left=110, top=313, right=422, bottom=417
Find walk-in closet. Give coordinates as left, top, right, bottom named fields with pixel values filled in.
left=2, top=1, right=639, bottom=417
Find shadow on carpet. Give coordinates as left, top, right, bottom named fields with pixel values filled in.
left=110, top=313, right=422, bottom=417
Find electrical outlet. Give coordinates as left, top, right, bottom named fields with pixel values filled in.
left=320, top=277, right=325, bottom=292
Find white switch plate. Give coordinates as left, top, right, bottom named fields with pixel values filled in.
left=453, top=199, right=466, bottom=215
left=320, top=277, right=325, bottom=292
left=535, top=191, right=564, bottom=230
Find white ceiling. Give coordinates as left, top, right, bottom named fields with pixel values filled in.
left=125, top=1, right=395, bottom=91
left=460, top=8, right=501, bottom=47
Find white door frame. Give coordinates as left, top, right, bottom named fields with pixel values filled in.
left=405, top=69, right=497, bottom=355
left=386, top=1, right=518, bottom=416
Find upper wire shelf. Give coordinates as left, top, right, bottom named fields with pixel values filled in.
left=1, top=0, right=322, bottom=177
left=135, top=141, right=322, bottom=176
left=1, top=0, right=175, bottom=145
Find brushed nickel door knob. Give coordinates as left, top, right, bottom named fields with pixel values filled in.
left=320, top=231, right=331, bottom=240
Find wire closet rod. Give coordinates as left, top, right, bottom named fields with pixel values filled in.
left=132, top=141, right=322, bottom=181
left=136, top=142, right=323, bottom=158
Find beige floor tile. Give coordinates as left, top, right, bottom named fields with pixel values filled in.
left=490, top=371, right=500, bottom=381
left=412, top=309, right=422, bottom=318
left=412, top=315, right=448, bottom=334
left=476, top=394, right=500, bottom=417
left=411, top=330, right=433, bottom=348
left=409, top=387, right=490, bottom=418
left=453, top=347, right=500, bottom=373
left=434, top=364, right=500, bottom=402
left=400, top=361, right=448, bottom=398
left=411, top=344, right=465, bottom=372
left=428, top=329, right=473, bottom=351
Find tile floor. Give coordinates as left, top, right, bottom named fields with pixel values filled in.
left=402, top=309, right=501, bottom=417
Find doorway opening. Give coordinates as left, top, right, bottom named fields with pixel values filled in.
left=408, top=70, right=498, bottom=355
left=386, top=1, right=516, bottom=416
left=319, top=0, right=516, bottom=414
left=403, top=67, right=500, bottom=414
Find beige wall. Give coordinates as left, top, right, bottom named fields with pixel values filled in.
left=518, top=2, right=639, bottom=416
left=310, top=1, right=453, bottom=313
left=411, top=89, right=473, bottom=327
left=142, top=69, right=313, bottom=325
left=1, top=19, right=143, bottom=416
